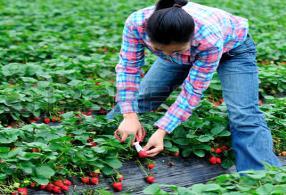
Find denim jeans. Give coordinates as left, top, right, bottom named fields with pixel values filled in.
left=106, top=35, right=282, bottom=172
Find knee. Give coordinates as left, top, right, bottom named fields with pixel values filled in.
left=227, top=104, right=267, bottom=130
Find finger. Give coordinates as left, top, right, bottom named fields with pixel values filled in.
left=143, top=142, right=153, bottom=151
left=120, top=132, right=128, bottom=143
left=147, top=152, right=160, bottom=157
left=136, top=128, right=143, bottom=142
left=146, top=147, right=163, bottom=155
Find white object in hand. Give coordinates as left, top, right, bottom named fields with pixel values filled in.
left=133, top=142, right=143, bottom=152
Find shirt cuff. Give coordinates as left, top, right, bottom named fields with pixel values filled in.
left=118, top=101, right=139, bottom=114
left=154, top=104, right=192, bottom=134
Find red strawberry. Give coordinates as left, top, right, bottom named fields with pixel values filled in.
left=86, top=111, right=92, bottom=116
left=17, top=187, right=28, bottom=195
left=117, top=174, right=124, bottom=182
left=215, top=148, right=222, bottom=154
left=44, top=118, right=50, bottom=124
left=46, top=183, right=54, bottom=192
left=90, top=177, right=99, bottom=185
left=112, top=182, right=123, bottom=192
left=81, top=176, right=89, bottom=184
left=216, top=157, right=222, bottom=164
left=11, top=192, right=17, bottom=195
left=52, top=186, right=61, bottom=193
left=209, top=156, right=217, bottom=165
left=173, top=151, right=180, bottom=157
left=138, top=150, right=148, bottom=158
left=54, top=180, right=64, bottom=187
left=40, top=184, right=47, bottom=190
left=30, top=182, right=36, bottom=188
left=145, top=176, right=155, bottom=184
left=147, top=163, right=155, bottom=169
left=63, top=179, right=72, bottom=186
left=90, top=142, right=97, bottom=147
left=61, top=185, right=69, bottom=191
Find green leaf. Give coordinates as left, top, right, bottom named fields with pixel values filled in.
left=197, top=134, right=214, bottom=142
left=143, top=184, right=166, bottom=194
left=256, top=183, right=274, bottom=195
left=31, top=177, right=49, bottom=185
left=35, top=166, right=55, bottom=179
left=193, top=150, right=205, bottom=157
left=104, top=158, right=122, bottom=169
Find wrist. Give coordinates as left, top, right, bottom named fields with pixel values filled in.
left=123, top=112, right=138, bottom=119
left=157, top=128, right=168, bottom=137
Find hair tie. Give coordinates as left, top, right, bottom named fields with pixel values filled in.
left=173, top=3, right=183, bottom=8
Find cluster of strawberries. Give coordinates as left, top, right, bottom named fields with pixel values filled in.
left=209, top=145, right=229, bottom=165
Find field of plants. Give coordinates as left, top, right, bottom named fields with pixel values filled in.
left=0, top=0, right=285, bottom=194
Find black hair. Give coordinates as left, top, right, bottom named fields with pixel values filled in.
left=146, top=0, right=195, bottom=45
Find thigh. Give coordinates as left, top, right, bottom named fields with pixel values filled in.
left=217, top=36, right=262, bottom=125
left=138, top=57, right=191, bottom=98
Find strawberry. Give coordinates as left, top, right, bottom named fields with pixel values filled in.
left=51, top=117, right=57, bottom=122
left=117, top=174, right=124, bottom=182
left=11, top=192, right=17, bottom=195
left=61, top=185, right=69, bottom=191
left=81, top=176, right=90, bottom=184
left=44, top=118, right=50, bottom=124
left=40, top=184, right=47, bottom=190
left=221, top=145, right=228, bottom=151
left=215, top=148, right=222, bottom=154
left=34, top=117, right=40, bottom=121
left=17, top=187, right=28, bottom=195
left=46, top=183, right=54, bottom=192
left=52, top=186, right=61, bottom=193
left=90, top=177, right=99, bottom=185
left=173, top=151, right=180, bottom=157
left=63, top=179, right=72, bottom=186
left=216, top=157, right=222, bottom=164
left=138, top=150, right=148, bottom=158
left=209, top=156, right=217, bottom=165
left=90, top=142, right=97, bottom=147
left=147, top=163, right=155, bottom=169
left=210, top=147, right=215, bottom=152
left=112, top=182, right=123, bottom=192
left=30, top=119, right=37, bottom=123
left=30, top=182, right=36, bottom=188
left=145, top=176, right=155, bottom=184
left=32, top=148, right=40, bottom=153
left=87, top=137, right=93, bottom=143
left=54, top=180, right=64, bottom=187
left=86, top=111, right=92, bottom=116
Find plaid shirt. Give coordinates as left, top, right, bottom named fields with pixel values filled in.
left=115, top=2, right=249, bottom=133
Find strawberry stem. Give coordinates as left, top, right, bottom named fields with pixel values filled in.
left=136, top=159, right=148, bottom=176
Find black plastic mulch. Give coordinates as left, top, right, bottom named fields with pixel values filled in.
left=28, top=155, right=286, bottom=195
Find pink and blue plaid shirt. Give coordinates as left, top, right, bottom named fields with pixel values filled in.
left=115, top=2, right=249, bottom=133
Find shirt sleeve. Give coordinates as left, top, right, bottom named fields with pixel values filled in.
left=154, top=38, right=224, bottom=133
left=115, top=14, right=145, bottom=114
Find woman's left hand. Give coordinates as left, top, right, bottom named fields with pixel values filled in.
left=143, top=129, right=167, bottom=157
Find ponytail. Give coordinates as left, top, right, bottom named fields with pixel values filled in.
left=155, top=0, right=188, bottom=10
left=146, top=0, right=194, bottom=45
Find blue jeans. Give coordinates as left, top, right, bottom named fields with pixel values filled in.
left=107, top=35, right=282, bottom=172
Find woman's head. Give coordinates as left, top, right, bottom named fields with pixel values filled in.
left=146, top=0, right=195, bottom=55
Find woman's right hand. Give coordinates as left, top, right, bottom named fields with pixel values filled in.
left=116, top=113, right=143, bottom=143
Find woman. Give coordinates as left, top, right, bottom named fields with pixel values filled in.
left=106, top=0, right=282, bottom=172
